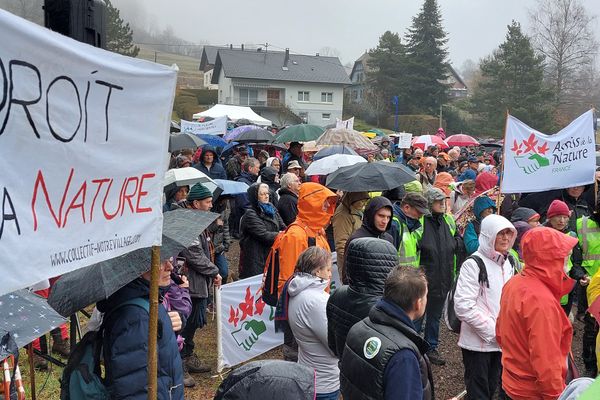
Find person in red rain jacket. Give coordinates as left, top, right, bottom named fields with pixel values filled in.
left=496, top=227, right=577, bottom=399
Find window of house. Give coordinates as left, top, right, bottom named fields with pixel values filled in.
left=322, top=113, right=331, bottom=120
left=321, top=92, right=333, bottom=103
left=298, top=91, right=310, bottom=102
left=239, top=88, right=258, bottom=106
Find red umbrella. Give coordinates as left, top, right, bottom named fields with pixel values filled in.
left=446, top=134, right=479, bottom=147
left=412, top=135, right=449, bottom=150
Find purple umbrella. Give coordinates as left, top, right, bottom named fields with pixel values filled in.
left=224, top=125, right=263, bottom=142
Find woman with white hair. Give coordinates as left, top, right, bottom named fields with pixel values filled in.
left=277, top=172, right=301, bottom=225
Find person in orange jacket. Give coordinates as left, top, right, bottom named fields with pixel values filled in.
left=496, top=227, right=577, bottom=399
left=276, top=182, right=337, bottom=361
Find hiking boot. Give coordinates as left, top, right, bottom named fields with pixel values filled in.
left=182, top=362, right=196, bottom=387
left=51, top=336, right=71, bottom=358
left=33, top=354, right=48, bottom=370
left=426, top=349, right=446, bottom=366
left=184, top=353, right=211, bottom=373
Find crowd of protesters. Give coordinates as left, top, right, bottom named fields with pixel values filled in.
left=35, top=126, right=599, bottom=399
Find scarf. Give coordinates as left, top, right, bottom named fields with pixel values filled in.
left=259, top=202, right=277, bottom=217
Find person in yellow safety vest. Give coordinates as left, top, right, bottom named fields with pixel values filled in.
left=413, top=188, right=464, bottom=366
left=543, top=200, right=588, bottom=316
left=576, top=207, right=599, bottom=377
left=587, top=268, right=600, bottom=380
left=387, top=192, right=430, bottom=267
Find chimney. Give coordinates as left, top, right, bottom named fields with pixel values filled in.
left=316, top=53, right=319, bottom=57
left=283, top=48, right=289, bottom=68
left=241, top=44, right=244, bottom=50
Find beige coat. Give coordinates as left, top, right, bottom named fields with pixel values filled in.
left=332, top=192, right=369, bottom=280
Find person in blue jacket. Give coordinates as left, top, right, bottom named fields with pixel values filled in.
left=97, top=264, right=184, bottom=400
left=193, top=145, right=227, bottom=180
left=463, top=196, right=496, bottom=255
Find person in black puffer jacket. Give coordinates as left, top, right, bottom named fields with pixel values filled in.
left=326, top=237, right=399, bottom=358
left=277, top=172, right=300, bottom=226
left=239, top=183, right=286, bottom=278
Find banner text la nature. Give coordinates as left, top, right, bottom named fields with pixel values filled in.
left=0, top=10, right=177, bottom=296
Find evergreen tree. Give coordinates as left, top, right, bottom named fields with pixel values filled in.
left=105, top=0, right=139, bottom=57
left=470, top=21, right=555, bottom=134
left=404, top=0, right=449, bottom=114
left=366, top=31, right=408, bottom=121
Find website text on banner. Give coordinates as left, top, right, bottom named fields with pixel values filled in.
left=217, top=257, right=341, bottom=371
left=501, top=110, right=596, bottom=194
left=180, top=117, right=227, bottom=136
left=0, top=10, right=177, bottom=296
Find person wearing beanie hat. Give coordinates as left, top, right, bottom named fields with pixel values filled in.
left=464, top=196, right=497, bottom=255
left=547, top=199, right=571, bottom=220
left=179, top=182, right=221, bottom=377
left=510, top=207, right=540, bottom=228
left=414, top=188, right=462, bottom=366
left=404, top=180, right=423, bottom=194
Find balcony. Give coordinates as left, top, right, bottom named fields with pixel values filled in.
left=225, top=97, right=286, bottom=108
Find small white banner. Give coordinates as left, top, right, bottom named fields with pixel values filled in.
left=0, top=10, right=177, bottom=296
left=502, top=110, right=596, bottom=194
left=217, top=254, right=340, bottom=371
left=180, top=116, right=227, bottom=136
left=336, top=117, right=354, bottom=130
left=397, top=132, right=413, bottom=149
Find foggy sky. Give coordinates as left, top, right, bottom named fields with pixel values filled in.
left=112, top=0, right=600, bottom=68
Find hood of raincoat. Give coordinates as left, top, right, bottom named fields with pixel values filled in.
left=296, top=183, right=338, bottom=231
left=246, top=182, right=272, bottom=210
left=474, top=172, right=498, bottom=196
left=433, top=172, right=454, bottom=196
left=521, top=227, right=578, bottom=298
left=362, top=196, right=393, bottom=235
left=287, top=272, right=329, bottom=297
left=260, top=166, right=278, bottom=184
left=478, top=214, right=517, bottom=263
left=341, top=191, right=370, bottom=211
left=473, top=196, right=497, bottom=221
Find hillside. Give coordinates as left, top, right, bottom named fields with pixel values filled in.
left=136, top=44, right=204, bottom=88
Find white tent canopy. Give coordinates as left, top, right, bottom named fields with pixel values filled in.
left=193, top=104, right=272, bottom=126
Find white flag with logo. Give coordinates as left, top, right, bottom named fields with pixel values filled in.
left=180, top=117, right=227, bottom=136
left=336, top=117, right=354, bottom=130
left=502, top=110, right=596, bottom=194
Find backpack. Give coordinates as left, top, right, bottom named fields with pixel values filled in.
left=261, top=223, right=316, bottom=306
left=60, top=297, right=150, bottom=400
left=443, top=254, right=516, bottom=334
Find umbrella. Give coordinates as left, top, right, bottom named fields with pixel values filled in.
left=214, top=179, right=249, bottom=196
left=197, top=135, right=228, bottom=149
left=163, top=167, right=221, bottom=199
left=300, top=140, right=323, bottom=153
left=315, top=128, right=378, bottom=151
left=305, top=154, right=366, bottom=176
left=48, top=209, right=220, bottom=317
left=326, top=161, right=416, bottom=192
left=274, top=124, right=325, bottom=143
left=367, top=129, right=387, bottom=137
left=411, top=135, right=449, bottom=150
left=170, top=120, right=181, bottom=132
left=446, top=134, right=479, bottom=147
left=234, top=128, right=274, bottom=143
left=224, top=125, right=262, bottom=141
left=169, top=133, right=206, bottom=152
left=222, top=141, right=241, bottom=156
left=0, top=290, right=67, bottom=359
left=312, top=145, right=359, bottom=161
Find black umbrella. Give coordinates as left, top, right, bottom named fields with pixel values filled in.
left=326, top=161, right=416, bottom=192
left=48, top=209, right=219, bottom=317
left=0, top=290, right=67, bottom=359
left=312, top=145, right=358, bottom=161
left=169, top=133, right=206, bottom=152
left=234, top=128, right=274, bottom=143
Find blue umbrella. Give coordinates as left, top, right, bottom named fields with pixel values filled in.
left=313, top=145, right=359, bottom=161
left=214, top=179, right=249, bottom=196
left=197, top=134, right=228, bottom=149
left=222, top=141, right=241, bottom=156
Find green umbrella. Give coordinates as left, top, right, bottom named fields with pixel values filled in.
left=274, top=124, right=325, bottom=143
left=367, top=129, right=386, bottom=137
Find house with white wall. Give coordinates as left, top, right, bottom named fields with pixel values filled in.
left=211, top=48, right=351, bottom=126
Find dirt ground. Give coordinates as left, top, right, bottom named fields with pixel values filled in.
left=184, top=240, right=588, bottom=399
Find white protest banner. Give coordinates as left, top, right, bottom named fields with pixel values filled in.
left=336, top=117, right=354, bottom=130
left=0, top=10, right=177, bottom=296
left=397, top=132, right=413, bottom=149
left=180, top=116, right=227, bottom=136
left=217, top=257, right=340, bottom=372
left=217, top=275, right=282, bottom=371
left=502, top=110, right=595, bottom=194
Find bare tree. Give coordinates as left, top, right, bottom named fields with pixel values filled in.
left=529, top=0, right=599, bottom=112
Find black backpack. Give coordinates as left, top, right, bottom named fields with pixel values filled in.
left=443, top=254, right=516, bottom=334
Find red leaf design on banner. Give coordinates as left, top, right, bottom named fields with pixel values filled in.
left=255, top=297, right=266, bottom=316
left=522, top=133, right=538, bottom=153
left=239, top=287, right=254, bottom=320
left=537, top=142, right=549, bottom=155
left=228, top=305, right=240, bottom=327
left=511, top=140, right=523, bottom=156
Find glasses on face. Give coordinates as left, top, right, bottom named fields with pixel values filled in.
left=497, top=230, right=513, bottom=238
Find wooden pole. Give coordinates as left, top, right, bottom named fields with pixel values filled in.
left=147, top=246, right=161, bottom=400
left=497, top=110, right=510, bottom=213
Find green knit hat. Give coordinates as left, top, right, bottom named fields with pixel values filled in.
left=187, top=183, right=212, bottom=201
left=404, top=180, right=423, bottom=194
